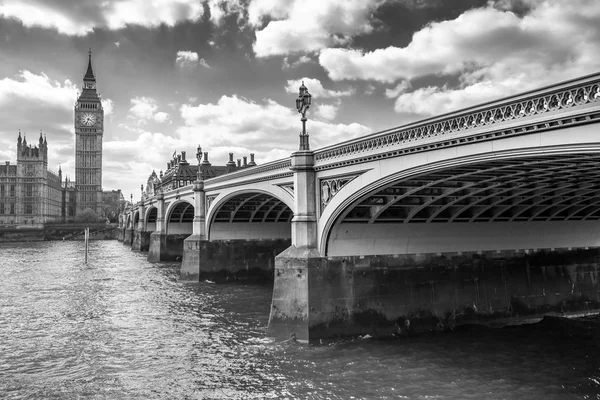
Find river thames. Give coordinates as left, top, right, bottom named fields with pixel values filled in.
left=1, top=241, right=599, bottom=399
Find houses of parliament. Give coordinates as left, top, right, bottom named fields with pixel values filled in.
left=0, top=51, right=122, bottom=226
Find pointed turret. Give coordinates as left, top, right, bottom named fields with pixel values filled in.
left=39, top=130, right=43, bottom=144
left=18, top=130, right=22, bottom=143
left=84, top=48, right=95, bottom=82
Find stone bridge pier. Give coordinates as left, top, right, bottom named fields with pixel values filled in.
left=132, top=201, right=151, bottom=251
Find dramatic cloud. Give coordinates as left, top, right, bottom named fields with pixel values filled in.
left=176, top=51, right=210, bottom=68
left=250, top=0, right=384, bottom=57
left=319, top=0, right=600, bottom=114
left=0, top=0, right=204, bottom=35
left=285, top=78, right=354, bottom=99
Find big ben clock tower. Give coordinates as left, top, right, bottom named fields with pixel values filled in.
left=74, top=49, right=103, bottom=216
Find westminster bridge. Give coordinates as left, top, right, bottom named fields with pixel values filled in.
left=119, top=73, right=600, bottom=342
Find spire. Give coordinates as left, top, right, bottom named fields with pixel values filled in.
left=39, top=130, right=43, bottom=143
left=18, top=130, right=22, bottom=143
left=84, top=48, right=95, bottom=82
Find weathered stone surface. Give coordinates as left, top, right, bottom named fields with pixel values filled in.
left=180, top=238, right=291, bottom=282
left=268, top=247, right=600, bottom=342
left=123, top=228, right=133, bottom=245
left=267, top=246, right=326, bottom=343
left=147, top=232, right=188, bottom=262
left=180, top=235, right=202, bottom=281
left=132, top=230, right=151, bottom=251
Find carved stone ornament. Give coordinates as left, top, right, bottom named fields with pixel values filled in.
left=320, top=175, right=359, bottom=212
left=206, top=195, right=218, bottom=213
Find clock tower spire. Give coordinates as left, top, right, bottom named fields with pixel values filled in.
left=74, top=48, right=104, bottom=216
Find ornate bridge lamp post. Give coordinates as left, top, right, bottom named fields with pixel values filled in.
left=196, top=144, right=204, bottom=181
left=296, top=82, right=312, bottom=151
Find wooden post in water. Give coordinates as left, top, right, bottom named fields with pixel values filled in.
left=84, top=228, right=89, bottom=264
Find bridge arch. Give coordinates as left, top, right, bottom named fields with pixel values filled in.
left=207, top=189, right=294, bottom=241
left=320, top=144, right=600, bottom=256
left=132, top=210, right=140, bottom=228
left=125, top=213, right=132, bottom=229
left=165, top=200, right=194, bottom=235
left=145, top=206, right=158, bottom=232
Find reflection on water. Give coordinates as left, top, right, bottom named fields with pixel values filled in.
left=0, top=241, right=599, bottom=399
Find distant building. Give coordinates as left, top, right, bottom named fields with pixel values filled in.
left=0, top=132, right=63, bottom=225
left=143, top=150, right=256, bottom=197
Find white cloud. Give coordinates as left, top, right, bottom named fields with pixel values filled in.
left=285, top=77, right=354, bottom=99
left=0, top=0, right=203, bottom=36
left=282, top=55, right=312, bottom=69
left=385, top=80, right=412, bottom=98
left=101, top=98, right=115, bottom=116
left=105, top=0, right=203, bottom=31
left=318, top=0, right=600, bottom=115
left=176, top=51, right=210, bottom=68
left=128, top=97, right=171, bottom=124
left=178, top=94, right=370, bottom=158
left=0, top=70, right=77, bottom=110
left=315, top=103, right=339, bottom=121
left=206, top=0, right=245, bottom=25
left=250, top=0, right=384, bottom=57
left=114, top=41, right=121, bottom=47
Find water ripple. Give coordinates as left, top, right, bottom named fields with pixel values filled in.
left=1, top=241, right=599, bottom=399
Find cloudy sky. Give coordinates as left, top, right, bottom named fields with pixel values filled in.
left=1, top=0, right=599, bottom=198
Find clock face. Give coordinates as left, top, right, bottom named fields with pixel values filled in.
left=80, top=113, right=96, bottom=126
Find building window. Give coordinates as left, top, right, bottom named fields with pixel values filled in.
left=10, top=185, right=15, bottom=196
left=0, top=203, right=4, bottom=214
left=25, top=204, right=33, bottom=215
left=0, top=185, right=4, bottom=197
left=10, top=203, right=14, bottom=214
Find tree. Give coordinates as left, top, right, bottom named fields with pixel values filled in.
left=74, top=208, right=100, bottom=223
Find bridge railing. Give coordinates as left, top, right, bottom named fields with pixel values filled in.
left=204, top=158, right=292, bottom=187
left=314, top=73, right=600, bottom=163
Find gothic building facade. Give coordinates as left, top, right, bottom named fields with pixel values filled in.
left=0, top=133, right=68, bottom=225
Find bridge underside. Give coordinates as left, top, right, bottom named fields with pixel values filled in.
left=212, top=193, right=293, bottom=224
left=167, top=202, right=194, bottom=235
left=340, top=153, right=600, bottom=225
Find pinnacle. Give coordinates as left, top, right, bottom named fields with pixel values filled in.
left=84, top=49, right=95, bottom=81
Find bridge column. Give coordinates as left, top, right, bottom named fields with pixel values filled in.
left=117, top=213, right=125, bottom=242
left=132, top=202, right=149, bottom=251
left=123, top=208, right=134, bottom=245
left=180, top=180, right=206, bottom=281
left=147, top=192, right=166, bottom=262
left=268, top=150, right=328, bottom=343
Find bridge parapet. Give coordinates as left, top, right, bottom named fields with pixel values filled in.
left=314, top=73, right=600, bottom=168
left=204, top=159, right=292, bottom=190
